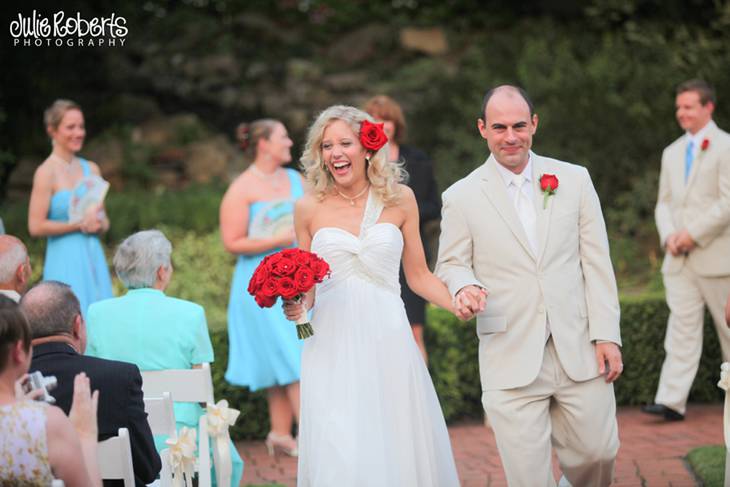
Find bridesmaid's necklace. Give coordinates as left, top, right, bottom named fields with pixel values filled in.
left=335, top=183, right=369, bottom=206
left=249, top=164, right=283, bottom=190
left=49, top=153, right=77, bottom=174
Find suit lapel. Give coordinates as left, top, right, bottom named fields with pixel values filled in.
left=683, top=125, right=716, bottom=200
left=531, top=154, right=554, bottom=265
left=479, top=155, right=536, bottom=260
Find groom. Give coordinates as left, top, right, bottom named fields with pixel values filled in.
left=436, top=85, right=622, bottom=486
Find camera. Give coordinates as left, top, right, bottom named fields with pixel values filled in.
left=23, top=371, right=58, bottom=404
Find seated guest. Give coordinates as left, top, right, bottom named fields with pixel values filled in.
left=86, top=229, right=243, bottom=487
left=0, top=295, right=101, bottom=486
left=20, top=282, right=160, bottom=487
left=0, top=235, right=33, bottom=302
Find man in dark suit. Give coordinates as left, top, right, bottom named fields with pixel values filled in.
left=20, top=281, right=160, bottom=487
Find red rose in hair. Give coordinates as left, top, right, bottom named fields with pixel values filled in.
left=359, top=120, right=388, bottom=151
left=701, top=138, right=710, bottom=151
left=276, top=277, right=299, bottom=300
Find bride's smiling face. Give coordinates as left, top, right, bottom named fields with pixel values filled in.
left=321, top=119, right=368, bottom=188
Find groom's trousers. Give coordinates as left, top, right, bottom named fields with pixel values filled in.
left=655, top=267, right=730, bottom=414
left=482, top=338, right=619, bottom=487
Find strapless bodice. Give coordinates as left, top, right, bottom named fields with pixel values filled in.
left=311, top=223, right=403, bottom=295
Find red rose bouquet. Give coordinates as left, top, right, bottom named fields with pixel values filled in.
left=247, top=248, right=330, bottom=339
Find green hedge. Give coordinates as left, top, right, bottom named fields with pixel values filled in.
left=213, top=294, right=724, bottom=440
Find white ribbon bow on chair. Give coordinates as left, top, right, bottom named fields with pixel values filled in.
left=166, top=426, right=197, bottom=487
left=206, top=400, right=241, bottom=487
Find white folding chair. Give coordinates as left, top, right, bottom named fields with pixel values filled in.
left=143, top=392, right=177, bottom=487
left=141, top=364, right=214, bottom=487
left=144, top=392, right=177, bottom=438
left=98, top=427, right=135, bottom=487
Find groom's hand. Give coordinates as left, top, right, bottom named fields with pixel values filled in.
left=454, top=286, right=487, bottom=321
left=595, top=342, right=623, bottom=383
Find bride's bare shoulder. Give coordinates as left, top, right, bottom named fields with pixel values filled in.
left=295, top=192, right=321, bottom=218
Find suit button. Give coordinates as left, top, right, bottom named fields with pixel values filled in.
left=538, top=305, right=546, bottom=313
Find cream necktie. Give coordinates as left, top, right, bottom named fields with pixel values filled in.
left=512, top=174, right=537, bottom=255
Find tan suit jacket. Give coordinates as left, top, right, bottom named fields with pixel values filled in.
left=436, top=153, right=621, bottom=391
left=655, top=123, right=730, bottom=276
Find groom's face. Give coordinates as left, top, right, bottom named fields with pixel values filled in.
left=478, top=90, right=538, bottom=173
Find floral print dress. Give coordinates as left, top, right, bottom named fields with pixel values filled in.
left=0, top=400, right=54, bottom=486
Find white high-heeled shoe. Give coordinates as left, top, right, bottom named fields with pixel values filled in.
left=265, top=432, right=298, bottom=457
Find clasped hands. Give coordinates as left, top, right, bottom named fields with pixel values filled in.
left=665, top=229, right=696, bottom=256
left=454, top=286, right=623, bottom=383
left=453, top=285, right=487, bottom=321
left=79, top=204, right=107, bottom=234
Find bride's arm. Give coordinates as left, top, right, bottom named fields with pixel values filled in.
left=399, top=186, right=455, bottom=314
left=283, top=195, right=317, bottom=320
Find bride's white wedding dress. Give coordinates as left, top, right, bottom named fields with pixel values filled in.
left=298, top=191, right=460, bottom=487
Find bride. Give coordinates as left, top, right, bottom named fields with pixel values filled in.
left=284, top=105, right=461, bottom=486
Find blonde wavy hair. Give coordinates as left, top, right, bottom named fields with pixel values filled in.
left=300, top=105, right=406, bottom=205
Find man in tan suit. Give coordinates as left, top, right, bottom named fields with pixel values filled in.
left=436, top=85, right=622, bottom=487
left=643, top=79, right=730, bottom=421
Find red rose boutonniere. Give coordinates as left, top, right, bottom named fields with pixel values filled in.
left=539, top=173, right=559, bottom=209
left=701, top=138, right=710, bottom=152
left=359, top=120, right=388, bottom=152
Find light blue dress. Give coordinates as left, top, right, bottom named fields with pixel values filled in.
left=86, top=288, right=243, bottom=487
left=43, top=158, right=112, bottom=315
left=225, top=168, right=304, bottom=391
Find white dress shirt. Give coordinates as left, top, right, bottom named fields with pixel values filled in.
left=0, top=289, right=21, bottom=302
left=686, top=119, right=716, bottom=160
left=494, top=156, right=538, bottom=255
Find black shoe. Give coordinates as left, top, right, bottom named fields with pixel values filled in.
left=641, top=403, right=685, bottom=421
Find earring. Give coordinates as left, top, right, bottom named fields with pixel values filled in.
left=365, top=155, right=371, bottom=165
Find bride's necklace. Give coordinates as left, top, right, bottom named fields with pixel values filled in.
left=335, top=183, right=369, bottom=206
left=249, top=164, right=283, bottom=189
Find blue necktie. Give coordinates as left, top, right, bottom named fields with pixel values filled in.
left=685, top=140, right=695, bottom=183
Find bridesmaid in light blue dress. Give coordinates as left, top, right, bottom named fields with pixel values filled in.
left=220, top=119, right=303, bottom=456
left=28, top=100, right=112, bottom=315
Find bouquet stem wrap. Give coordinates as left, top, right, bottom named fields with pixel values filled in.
left=291, top=294, right=314, bottom=339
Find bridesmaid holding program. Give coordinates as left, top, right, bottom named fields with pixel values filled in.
left=28, top=99, right=112, bottom=315
left=220, top=119, right=304, bottom=456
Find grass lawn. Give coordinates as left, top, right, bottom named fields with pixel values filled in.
left=687, top=445, right=725, bottom=487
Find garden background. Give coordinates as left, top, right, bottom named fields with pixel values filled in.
left=2, top=0, right=730, bottom=439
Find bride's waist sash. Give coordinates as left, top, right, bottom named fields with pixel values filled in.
left=317, top=264, right=400, bottom=297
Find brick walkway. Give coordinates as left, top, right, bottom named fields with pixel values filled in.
left=235, top=404, right=723, bottom=486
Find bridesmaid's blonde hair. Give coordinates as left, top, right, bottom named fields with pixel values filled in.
left=300, top=105, right=405, bottom=205
left=44, top=99, right=81, bottom=130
